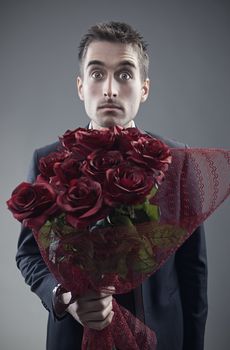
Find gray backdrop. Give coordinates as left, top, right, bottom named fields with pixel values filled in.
left=1, top=0, right=229, bottom=349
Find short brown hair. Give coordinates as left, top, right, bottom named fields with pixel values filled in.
left=78, top=21, right=149, bottom=81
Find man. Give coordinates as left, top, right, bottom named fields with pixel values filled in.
left=16, top=22, right=208, bottom=350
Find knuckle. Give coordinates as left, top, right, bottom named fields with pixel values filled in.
left=99, top=299, right=106, bottom=307
left=101, top=309, right=108, bottom=319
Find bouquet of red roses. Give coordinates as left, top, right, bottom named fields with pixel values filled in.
left=7, top=126, right=230, bottom=350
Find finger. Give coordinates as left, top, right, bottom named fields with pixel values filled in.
left=81, top=298, right=113, bottom=323
left=85, top=311, right=114, bottom=331
left=100, top=286, right=116, bottom=295
left=78, top=292, right=113, bottom=306
left=77, top=295, right=112, bottom=315
left=81, top=287, right=115, bottom=300
left=66, top=302, right=84, bottom=325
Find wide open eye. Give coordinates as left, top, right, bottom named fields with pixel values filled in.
left=91, top=71, right=104, bottom=80
left=119, top=71, right=132, bottom=81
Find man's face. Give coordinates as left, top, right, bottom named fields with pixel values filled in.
left=77, top=41, right=150, bottom=129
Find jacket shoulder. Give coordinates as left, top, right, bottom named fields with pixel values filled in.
left=26, top=141, right=61, bottom=182
left=145, top=131, right=186, bottom=149
left=35, top=140, right=62, bottom=159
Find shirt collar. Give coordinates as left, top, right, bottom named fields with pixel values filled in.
left=88, top=120, right=136, bottom=129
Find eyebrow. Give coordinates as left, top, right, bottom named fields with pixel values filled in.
left=86, top=60, right=137, bottom=70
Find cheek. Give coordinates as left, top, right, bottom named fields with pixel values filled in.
left=124, top=84, right=141, bottom=98
left=83, top=84, right=100, bottom=111
left=128, top=87, right=142, bottom=105
left=121, top=84, right=132, bottom=95
left=86, top=82, right=101, bottom=97
left=128, top=90, right=142, bottom=115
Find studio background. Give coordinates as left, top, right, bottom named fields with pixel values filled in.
left=1, top=0, right=229, bottom=349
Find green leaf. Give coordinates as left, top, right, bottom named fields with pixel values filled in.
left=114, top=206, right=129, bottom=216
left=38, top=221, right=53, bottom=249
left=144, top=203, right=160, bottom=221
left=107, top=214, right=134, bottom=227
left=52, top=215, right=77, bottom=236
left=148, top=224, right=186, bottom=248
left=146, top=185, right=158, bottom=199
left=132, top=201, right=147, bottom=211
left=132, top=236, right=157, bottom=274
left=131, top=202, right=160, bottom=223
left=116, top=257, right=129, bottom=279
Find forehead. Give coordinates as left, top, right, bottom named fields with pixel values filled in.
left=83, top=41, right=139, bottom=70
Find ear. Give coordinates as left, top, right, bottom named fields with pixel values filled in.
left=77, top=76, right=84, bottom=101
left=140, top=78, right=150, bottom=103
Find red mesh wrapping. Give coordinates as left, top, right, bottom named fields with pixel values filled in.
left=82, top=301, right=157, bottom=350
left=33, top=148, right=230, bottom=350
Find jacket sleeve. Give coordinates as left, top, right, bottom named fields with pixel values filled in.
left=15, top=150, right=58, bottom=319
left=175, top=224, right=208, bottom=350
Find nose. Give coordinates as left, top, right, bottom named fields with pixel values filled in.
left=103, top=75, right=118, bottom=98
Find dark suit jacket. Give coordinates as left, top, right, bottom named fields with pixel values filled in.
left=16, top=131, right=208, bottom=350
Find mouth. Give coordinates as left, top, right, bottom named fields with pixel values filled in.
left=98, top=104, right=123, bottom=111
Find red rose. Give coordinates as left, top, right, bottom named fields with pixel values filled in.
left=59, top=128, right=78, bottom=150
left=75, top=128, right=116, bottom=152
left=81, top=150, right=124, bottom=182
left=104, top=164, right=155, bottom=206
left=39, top=150, right=69, bottom=178
left=127, top=136, right=172, bottom=173
left=54, top=157, right=82, bottom=184
left=116, top=127, right=146, bottom=153
left=59, top=130, right=88, bottom=160
left=57, top=178, right=108, bottom=229
left=120, top=127, right=145, bottom=142
left=7, top=182, right=58, bottom=230
left=48, top=176, right=67, bottom=193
